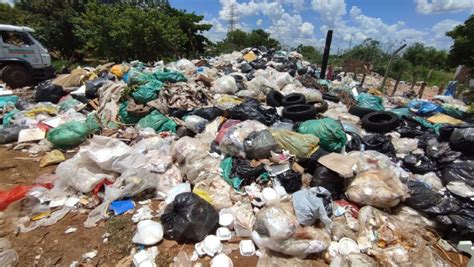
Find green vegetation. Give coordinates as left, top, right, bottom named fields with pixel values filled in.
left=212, top=29, right=280, bottom=54
left=447, top=14, right=474, bottom=73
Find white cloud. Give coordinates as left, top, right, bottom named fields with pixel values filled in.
left=415, top=0, right=474, bottom=14
left=429, top=19, right=462, bottom=48
left=256, top=19, right=263, bottom=26
left=300, top=22, right=314, bottom=35
left=311, top=0, right=346, bottom=26
left=268, top=13, right=319, bottom=46
left=278, top=0, right=305, bottom=11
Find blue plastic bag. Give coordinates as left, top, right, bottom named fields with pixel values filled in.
left=0, top=95, right=18, bottom=108
left=408, top=100, right=444, bottom=116
left=356, top=93, right=384, bottom=111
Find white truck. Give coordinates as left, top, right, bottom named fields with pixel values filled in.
left=0, top=24, right=54, bottom=88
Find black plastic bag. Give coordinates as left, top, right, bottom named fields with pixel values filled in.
left=0, top=125, right=25, bottom=144
left=397, top=126, right=425, bottom=138
left=160, top=192, right=219, bottom=243
left=276, top=170, right=302, bottom=193
left=345, top=132, right=364, bottom=152
left=404, top=180, right=459, bottom=214
left=225, top=98, right=280, bottom=126
left=298, top=147, right=330, bottom=174
left=232, top=159, right=266, bottom=186
left=449, top=126, right=474, bottom=155
left=363, top=134, right=396, bottom=157
left=85, top=78, right=108, bottom=99
left=425, top=138, right=461, bottom=164
left=417, top=132, right=438, bottom=150
left=189, top=107, right=222, bottom=121
left=442, top=161, right=474, bottom=187
left=402, top=154, right=437, bottom=174
left=310, top=166, right=344, bottom=199
left=244, top=130, right=281, bottom=159
left=34, top=80, right=65, bottom=104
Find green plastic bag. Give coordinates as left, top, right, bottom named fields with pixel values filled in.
left=356, top=93, right=384, bottom=111
left=390, top=108, right=412, bottom=118
left=220, top=157, right=242, bottom=190
left=85, top=113, right=102, bottom=134
left=119, top=101, right=144, bottom=124
left=136, top=110, right=176, bottom=133
left=297, top=118, right=347, bottom=152
left=59, top=97, right=81, bottom=111
left=153, top=69, right=187, bottom=83
left=3, top=109, right=18, bottom=126
left=132, top=80, right=163, bottom=104
left=442, top=105, right=465, bottom=120
left=0, top=95, right=18, bottom=108
left=127, top=68, right=155, bottom=86
left=413, top=116, right=441, bottom=135
left=47, top=121, right=89, bottom=148
left=270, top=129, right=320, bottom=159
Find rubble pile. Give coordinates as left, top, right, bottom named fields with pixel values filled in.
left=0, top=47, right=473, bottom=266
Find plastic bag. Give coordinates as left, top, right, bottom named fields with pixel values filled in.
left=292, top=187, right=332, bottom=227
left=39, top=150, right=65, bottom=167
left=231, top=159, right=266, bottom=186
left=0, top=125, right=24, bottom=144
left=297, top=118, right=347, bottom=153
left=215, top=119, right=241, bottom=145
left=346, top=169, right=408, bottom=209
left=311, top=166, right=344, bottom=198
left=153, top=70, right=187, bottom=83
left=85, top=78, right=108, bottom=99
left=132, top=80, right=163, bottom=104
left=408, top=100, right=444, bottom=116
left=425, top=138, right=461, bottom=164
left=244, top=130, right=281, bottom=159
left=0, top=95, right=18, bottom=108
left=345, top=132, right=364, bottom=152
left=47, top=121, right=89, bottom=149
left=161, top=192, right=219, bottom=243
left=270, top=129, right=319, bottom=159
left=2, top=109, right=18, bottom=126
left=356, top=93, right=384, bottom=111
left=184, top=115, right=208, bottom=134
left=402, top=154, right=437, bottom=174
left=0, top=249, right=18, bottom=267
left=390, top=108, right=412, bottom=118
left=212, top=75, right=238, bottom=94
left=220, top=157, right=242, bottom=189
left=363, top=134, right=396, bottom=158
left=136, top=110, right=177, bottom=133
left=449, top=126, right=474, bottom=154
left=34, top=80, right=65, bottom=104
left=219, top=120, right=267, bottom=158
left=276, top=170, right=302, bottom=194
left=442, top=161, right=474, bottom=187
left=0, top=185, right=36, bottom=211
left=189, top=107, right=222, bottom=121
left=226, top=99, right=280, bottom=126
left=391, top=137, right=418, bottom=154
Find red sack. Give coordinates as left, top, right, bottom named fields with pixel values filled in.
left=0, top=184, right=53, bottom=211
left=215, top=119, right=241, bottom=144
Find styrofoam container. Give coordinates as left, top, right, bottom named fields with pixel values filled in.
left=261, top=188, right=279, bottom=205
left=202, top=235, right=223, bottom=257
left=216, top=227, right=232, bottom=241
left=239, top=239, right=256, bottom=256
left=219, top=212, right=234, bottom=228
left=211, top=253, right=233, bottom=267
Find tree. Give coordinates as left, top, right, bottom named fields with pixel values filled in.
left=0, top=3, right=27, bottom=25
left=389, top=58, right=411, bottom=96
left=447, top=15, right=474, bottom=72
left=74, top=2, right=210, bottom=62
left=296, top=45, right=322, bottom=64
left=343, top=38, right=389, bottom=74
left=13, top=0, right=87, bottom=60
left=214, top=29, right=280, bottom=54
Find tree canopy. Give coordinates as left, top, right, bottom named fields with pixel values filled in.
left=213, top=29, right=280, bottom=54
left=296, top=45, right=322, bottom=64
left=447, top=15, right=474, bottom=71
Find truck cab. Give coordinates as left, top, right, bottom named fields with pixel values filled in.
left=0, top=24, right=54, bottom=88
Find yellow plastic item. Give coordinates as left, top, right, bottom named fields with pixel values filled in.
left=110, top=64, right=130, bottom=79
left=32, top=210, right=51, bottom=221
left=24, top=105, right=58, bottom=117
left=270, top=129, right=320, bottom=159
left=39, top=150, right=66, bottom=167
left=215, top=95, right=243, bottom=106
left=368, top=88, right=383, bottom=96
left=427, top=113, right=464, bottom=125
left=243, top=51, right=257, bottom=62
left=192, top=188, right=213, bottom=204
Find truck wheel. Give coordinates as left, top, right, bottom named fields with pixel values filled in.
left=1, top=64, right=32, bottom=88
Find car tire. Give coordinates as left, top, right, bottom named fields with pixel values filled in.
left=308, top=99, right=328, bottom=113
left=1, top=64, right=32, bottom=88
left=362, top=111, right=400, bottom=133
left=266, top=90, right=284, bottom=107
left=282, top=93, right=306, bottom=106
left=282, top=104, right=317, bottom=121
left=322, top=93, right=340, bottom=103
left=349, top=105, right=376, bottom=118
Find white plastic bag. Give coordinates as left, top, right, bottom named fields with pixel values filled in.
left=212, top=76, right=238, bottom=94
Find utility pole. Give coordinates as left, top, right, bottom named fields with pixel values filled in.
left=320, top=30, right=333, bottom=79
left=380, top=44, right=407, bottom=93
left=228, top=4, right=236, bottom=34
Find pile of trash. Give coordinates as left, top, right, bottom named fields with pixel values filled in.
left=1, top=47, right=473, bottom=266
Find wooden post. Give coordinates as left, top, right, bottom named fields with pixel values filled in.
left=418, top=70, right=432, bottom=98
left=391, top=74, right=401, bottom=96
left=361, top=73, right=366, bottom=86
left=320, top=30, right=333, bottom=79
left=380, top=44, right=407, bottom=93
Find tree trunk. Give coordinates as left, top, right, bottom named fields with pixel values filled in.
left=418, top=81, right=427, bottom=98
left=391, top=74, right=401, bottom=96
left=410, top=74, right=417, bottom=91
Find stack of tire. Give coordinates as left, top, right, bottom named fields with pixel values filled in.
left=266, top=90, right=328, bottom=122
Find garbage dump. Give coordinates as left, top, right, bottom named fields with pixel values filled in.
left=0, top=47, right=473, bottom=266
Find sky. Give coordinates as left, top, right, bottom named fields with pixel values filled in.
left=169, top=0, right=474, bottom=51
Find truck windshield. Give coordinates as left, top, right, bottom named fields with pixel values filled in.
left=28, top=32, right=47, bottom=51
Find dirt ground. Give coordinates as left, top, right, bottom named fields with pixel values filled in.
left=0, top=146, right=286, bottom=266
